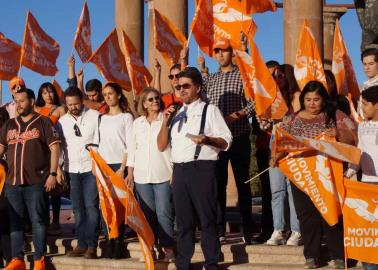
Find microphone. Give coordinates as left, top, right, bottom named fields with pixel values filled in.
left=166, top=103, right=182, bottom=127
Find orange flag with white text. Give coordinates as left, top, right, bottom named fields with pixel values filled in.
left=88, top=29, right=131, bottom=90
left=122, top=31, right=153, bottom=96
left=90, top=149, right=155, bottom=270
left=153, top=9, right=187, bottom=66
left=52, top=80, right=64, bottom=103
left=294, top=20, right=327, bottom=91
left=241, top=0, right=277, bottom=14
left=0, top=33, right=21, bottom=80
left=73, top=1, right=92, bottom=63
left=332, top=20, right=360, bottom=100
left=191, top=0, right=257, bottom=56
left=343, top=179, right=378, bottom=265
left=20, top=12, right=60, bottom=76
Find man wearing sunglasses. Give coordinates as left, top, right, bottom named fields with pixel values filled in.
left=158, top=67, right=232, bottom=270
left=0, top=88, right=60, bottom=270
left=57, top=87, right=100, bottom=259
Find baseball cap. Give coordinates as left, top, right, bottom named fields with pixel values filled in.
left=9, top=77, right=26, bottom=90
left=213, top=38, right=231, bottom=50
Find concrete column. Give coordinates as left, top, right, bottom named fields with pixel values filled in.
left=323, top=6, right=347, bottom=69
left=284, top=0, right=324, bottom=66
left=147, top=0, right=188, bottom=92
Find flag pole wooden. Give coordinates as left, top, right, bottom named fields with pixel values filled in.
left=244, top=167, right=271, bottom=184
left=0, top=80, right=3, bottom=106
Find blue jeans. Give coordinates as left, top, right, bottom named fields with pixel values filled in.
left=67, top=171, right=99, bottom=248
left=363, top=263, right=378, bottom=270
left=135, top=181, right=174, bottom=247
left=5, top=183, right=47, bottom=259
left=269, top=166, right=300, bottom=232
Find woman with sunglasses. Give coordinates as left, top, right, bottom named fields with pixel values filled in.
left=126, top=87, right=175, bottom=262
left=35, top=82, right=66, bottom=235
left=97, top=82, right=134, bottom=259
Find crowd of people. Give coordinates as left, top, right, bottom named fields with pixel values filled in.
left=0, top=35, right=377, bottom=270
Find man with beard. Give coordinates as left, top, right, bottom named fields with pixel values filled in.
left=1, top=88, right=60, bottom=270
left=57, top=87, right=100, bottom=259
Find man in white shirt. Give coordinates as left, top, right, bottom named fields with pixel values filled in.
left=361, top=48, right=378, bottom=90
left=157, top=67, right=232, bottom=270
left=57, top=87, right=100, bottom=259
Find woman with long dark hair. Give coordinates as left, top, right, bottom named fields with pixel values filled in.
left=97, top=82, right=133, bottom=259
left=271, top=81, right=356, bottom=269
left=35, top=82, right=65, bottom=125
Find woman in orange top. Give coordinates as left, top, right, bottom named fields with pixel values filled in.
left=35, top=82, right=66, bottom=125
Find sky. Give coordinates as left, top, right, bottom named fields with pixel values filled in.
left=0, top=0, right=363, bottom=103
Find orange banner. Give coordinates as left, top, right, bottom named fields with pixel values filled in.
left=122, top=31, right=153, bottom=96
left=0, top=33, right=21, bottom=80
left=241, top=0, right=277, bottom=14
left=88, top=29, right=131, bottom=90
left=20, top=11, right=60, bottom=76
left=52, top=80, right=64, bottom=103
left=90, top=149, right=155, bottom=270
left=294, top=20, right=327, bottom=91
left=332, top=20, right=360, bottom=100
left=0, top=164, right=6, bottom=195
left=343, top=179, right=378, bottom=264
left=153, top=8, right=187, bottom=67
left=73, top=1, right=92, bottom=63
left=191, top=0, right=257, bottom=56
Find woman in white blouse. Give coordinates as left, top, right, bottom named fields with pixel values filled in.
left=98, top=82, right=134, bottom=259
left=127, top=88, right=174, bottom=262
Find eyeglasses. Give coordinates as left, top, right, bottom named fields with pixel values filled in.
left=146, top=96, right=160, bottom=102
left=168, top=74, right=179, bottom=80
left=175, top=83, right=193, bottom=91
left=73, top=123, right=82, bottom=137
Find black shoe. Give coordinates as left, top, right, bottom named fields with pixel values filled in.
left=304, top=258, right=320, bottom=269
left=103, top=240, right=114, bottom=259
left=113, top=240, right=124, bottom=259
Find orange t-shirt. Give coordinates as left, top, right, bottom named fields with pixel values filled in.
left=161, top=93, right=182, bottom=108
left=38, top=106, right=59, bottom=125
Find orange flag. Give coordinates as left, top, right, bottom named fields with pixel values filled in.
left=0, top=164, right=6, bottom=195
left=52, top=80, right=64, bottom=103
left=241, top=0, right=277, bottom=14
left=90, top=149, right=155, bottom=270
left=122, top=31, right=153, bottom=96
left=20, top=11, right=60, bottom=76
left=73, top=1, right=92, bottom=63
left=294, top=20, right=327, bottom=91
left=332, top=20, right=360, bottom=100
left=343, top=179, right=378, bottom=265
left=0, top=33, right=21, bottom=80
left=191, top=0, right=257, bottom=56
left=153, top=9, right=187, bottom=66
left=88, top=29, right=131, bottom=90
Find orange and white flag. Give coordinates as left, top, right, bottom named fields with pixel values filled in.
left=294, top=20, right=327, bottom=90
left=332, top=20, right=360, bottom=100
left=191, top=0, right=257, bottom=56
left=0, top=33, right=21, bottom=80
left=343, top=179, right=378, bottom=264
left=88, top=29, right=131, bottom=90
left=122, top=31, right=153, bottom=96
left=241, top=0, right=277, bottom=14
left=73, top=1, right=92, bottom=63
left=90, top=149, right=155, bottom=270
left=20, top=12, right=60, bottom=76
left=52, top=80, right=64, bottom=103
left=153, top=9, right=187, bottom=66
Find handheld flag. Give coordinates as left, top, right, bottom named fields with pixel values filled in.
left=52, top=80, right=64, bottom=104
left=0, top=33, right=21, bottom=80
left=241, top=0, right=277, bottom=14
left=73, top=1, right=92, bottom=63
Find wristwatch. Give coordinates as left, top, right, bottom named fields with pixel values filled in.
left=50, top=172, right=57, bottom=177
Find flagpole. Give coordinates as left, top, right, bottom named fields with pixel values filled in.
left=244, top=167, right=271, bottom=184
left=0, top=80, right=2, bottom=106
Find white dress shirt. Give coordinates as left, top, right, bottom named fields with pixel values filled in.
left=58, top=108, right=99, bottom=173
left=97, top=113, right=134, bottom=164
left=358, top=121, right=378, bottom=183
left=127, top=113, right=172, bottom=184
left=170, top=99, right=232, bottom=163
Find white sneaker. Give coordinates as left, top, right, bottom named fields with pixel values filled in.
left=286, top=231, right=303, bottom=246
left=266, top=230, right=285, bottom=245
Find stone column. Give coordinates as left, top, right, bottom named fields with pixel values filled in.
left=323, top=6, right=348, bottom=69
left=147, top=0, right=188, bottom=92
left=283, top=0, right=324, bottom=66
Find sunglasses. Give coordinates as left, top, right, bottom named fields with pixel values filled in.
left=175, top=83, right=193, bottom=91
left=146, top=96, right=160, bottom=102
left=73, top=123, right=82, bottom=137
left=168, top=74, right=179, bottom=80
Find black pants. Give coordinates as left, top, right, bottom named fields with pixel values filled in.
left=256, top=147, right=273, bottom=236
left=291, top=183, right=344, bottom=260
left=172, top=161, right=220, bottom=270
left=216, top=133, right=253, bottom=236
